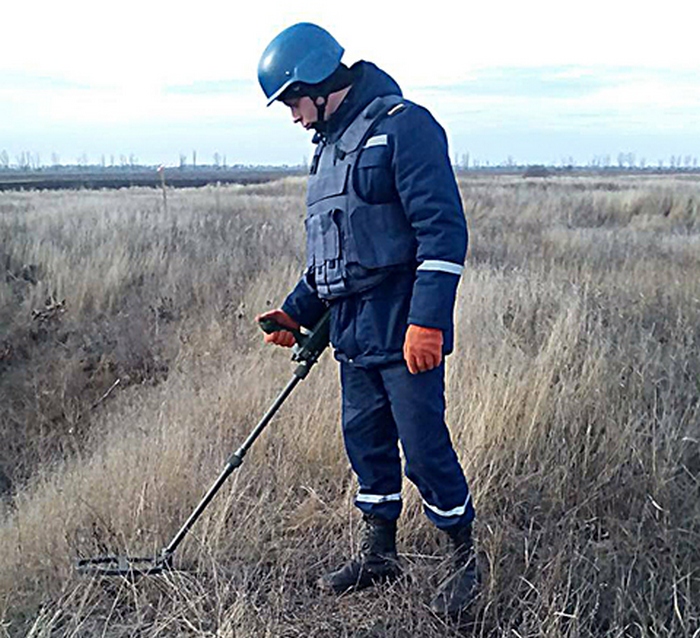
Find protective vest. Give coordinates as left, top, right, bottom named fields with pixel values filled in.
left=305, top=95, right=417, bottom=299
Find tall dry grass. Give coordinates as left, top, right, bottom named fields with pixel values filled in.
left=0, top=175, right=698, bottom=637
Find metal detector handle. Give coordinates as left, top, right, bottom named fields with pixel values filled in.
left=258, top=310, right=331, bottom=378
left=258, top=317, right=305, bottom=346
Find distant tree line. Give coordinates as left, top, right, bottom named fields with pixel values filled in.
left=453, top=151, right=699, bottom=171
left=0, top=150, right=240, bottom=171
left=1, top=148, right=698, bottom=173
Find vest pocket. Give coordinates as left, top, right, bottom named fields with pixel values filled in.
left=349, top=203, right=416, bottom=269
left=305, top=209, right=347, bottom=297
left=307, top=163, right=351, bottom=206
left=305, top=209, right=341, bottom=264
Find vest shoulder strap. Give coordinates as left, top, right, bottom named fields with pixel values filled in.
left=337, top=95, right=405, bottom=154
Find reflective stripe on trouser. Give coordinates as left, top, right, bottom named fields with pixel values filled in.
left=340, top=361, right=475, bottom=529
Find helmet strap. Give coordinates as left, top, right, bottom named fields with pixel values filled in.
left=314, top=96, right=328, bottom=124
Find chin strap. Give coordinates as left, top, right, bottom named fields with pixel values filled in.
left=313, top=96, right=328, bottom=131
left=316, top=102, right=327, bottom=122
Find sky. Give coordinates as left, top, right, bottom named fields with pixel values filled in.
left=2, top=0, right=699, bottom=168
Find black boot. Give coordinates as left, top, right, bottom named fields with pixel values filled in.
left=430, top=523, right=479, bottom=617
left=318, top=514, right=402, bottom=594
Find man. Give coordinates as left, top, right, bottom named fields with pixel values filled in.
left=256, top=23, right=477, bottom=616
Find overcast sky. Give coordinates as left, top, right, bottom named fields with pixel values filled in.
left=2, top=0, right=699, bottom=167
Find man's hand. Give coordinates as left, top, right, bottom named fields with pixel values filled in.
left=255, top=309, right=301, bottom=348
left=403, top=324, right=443, bottom=374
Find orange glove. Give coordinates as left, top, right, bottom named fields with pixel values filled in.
left=255, top=309, right=301, bottom=348
left=403, top=324, right=443, bottom=374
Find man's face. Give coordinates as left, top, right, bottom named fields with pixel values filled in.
left=281, top=96, right=319, bottom=129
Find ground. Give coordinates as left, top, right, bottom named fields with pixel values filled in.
left=0, top=175, right=699, bottom=637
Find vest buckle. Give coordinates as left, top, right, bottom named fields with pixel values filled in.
left=334, top=146, right=347, bottom=164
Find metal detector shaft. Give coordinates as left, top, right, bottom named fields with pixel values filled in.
left=161, top=309, right=331, bottom=559
left=162, top=374, right=302, bottom=557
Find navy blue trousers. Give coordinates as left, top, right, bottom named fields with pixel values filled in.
left=340, top=361, right=474, bottom=529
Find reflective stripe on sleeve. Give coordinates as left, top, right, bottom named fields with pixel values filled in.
left=423, top=493, right=471, bottom=518
left=416, top=260, right=464, bottom=276
left=355, top=492, right=402, bottom=504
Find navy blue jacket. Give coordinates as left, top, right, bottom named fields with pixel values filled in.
left=282, top=61, right=468, bottom=367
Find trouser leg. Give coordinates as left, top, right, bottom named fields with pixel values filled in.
left=380, top=362, right=475, bottom=530
left=340, top=362, right=403, bottom=521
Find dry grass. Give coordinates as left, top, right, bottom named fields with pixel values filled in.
left=0, top=175, right=699, bottom=637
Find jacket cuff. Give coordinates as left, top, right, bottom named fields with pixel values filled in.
left=407, top=270, right=460, bottom=331
left=281, top=276, right=327, bottom=330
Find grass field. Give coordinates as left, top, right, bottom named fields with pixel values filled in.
left=1, top=175, right=699, bottom=637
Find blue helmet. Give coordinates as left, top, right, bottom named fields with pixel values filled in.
left=258, top=23, right=344, bottom=106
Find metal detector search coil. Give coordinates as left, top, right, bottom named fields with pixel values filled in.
left=77, top=554, right=170, bottom=578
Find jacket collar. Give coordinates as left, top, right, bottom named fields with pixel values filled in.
left=313, top=61, right=402, bottom=144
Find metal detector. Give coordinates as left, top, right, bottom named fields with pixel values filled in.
left=77, top=310, right=331, bottom=577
